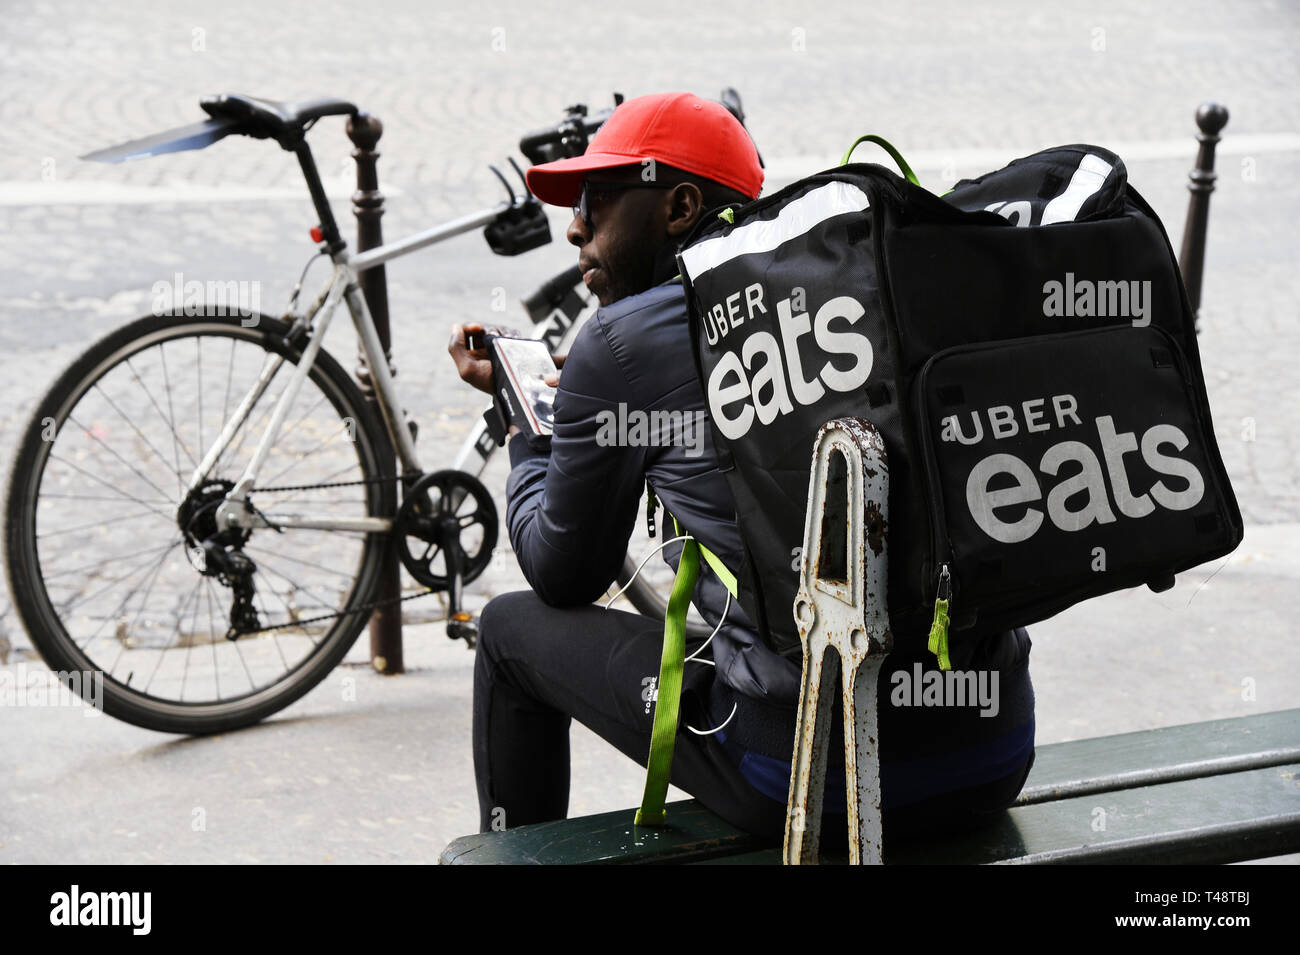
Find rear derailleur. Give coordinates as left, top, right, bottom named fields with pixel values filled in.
left=178, top=479, right=262, bottom=640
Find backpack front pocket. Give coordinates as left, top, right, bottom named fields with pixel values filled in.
left=914, top=323, right=1237, bottom=634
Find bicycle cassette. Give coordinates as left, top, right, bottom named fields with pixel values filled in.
left=395, top=470, right=498, bottom=590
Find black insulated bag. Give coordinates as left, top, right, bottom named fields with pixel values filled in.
left=677, top=142, right=1243, bottom=667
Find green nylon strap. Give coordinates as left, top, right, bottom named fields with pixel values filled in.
left=927, top=597, right=952, bottom=671
left=840, top=133, right=921, bottom=186
left=634, top=533, right=699, bottom=827
left=698, top=543, right=738, bottom=598
left=668, top=514, right=738, bottom=598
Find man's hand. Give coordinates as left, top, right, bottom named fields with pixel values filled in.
left=448, top=323, right=496, bottom=394
left=544, top=351, right=565, bottom=387
left=448, top=323, right=566, bottom=393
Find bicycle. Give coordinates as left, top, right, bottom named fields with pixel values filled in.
left=4, top=89, right=748, bottom=734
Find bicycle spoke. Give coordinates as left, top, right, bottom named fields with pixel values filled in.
left=38, top=507, right=171, bottom=541
left=39, top=492, right=173, bottom=505
left=52, top=538, right=182, bottom=618
left=44, top=454, right=175, bottom=522
left=258, top=422, right=356, bottom=490
left=66, top=412, right=174, bottom=502
left=181, top=571, right=205, bottom=701
left=140, top=577, right=204, bottom=694
left=203, top=579, right=223, bottom=700
left=43, top=541, right=178, bottom=581
left=242, top=542, right=361, bottom=580
left=213, top=363, right=282, bottom=477
left=101, top=539, right=180, bottom=682
left=251, top=570, right=302, bottom=668
left=127, top=353, right=198, bottom=475
left=252, top=551, right=353, bottom=615
left=258, top=390, right=331, bottom=464
left=201, top=574, right=255, bottom=694
left=90, top=381, right=183, bottom=488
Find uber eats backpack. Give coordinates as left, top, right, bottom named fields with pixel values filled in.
left=675, top=137, right=1244, bottom=669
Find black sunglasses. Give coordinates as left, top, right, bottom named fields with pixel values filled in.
left=572, top=178, right=675, bottom=229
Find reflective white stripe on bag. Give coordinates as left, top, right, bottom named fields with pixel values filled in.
left=1041, top=152, right=1115, bottom=225
left=680, top=180, right=870, bottom=278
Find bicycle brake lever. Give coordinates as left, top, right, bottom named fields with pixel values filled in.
left=488, top=164, right=518, bottom=205
left=507, top=157, right=530, bottom=198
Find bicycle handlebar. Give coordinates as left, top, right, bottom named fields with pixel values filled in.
left=518, top=102, right=618, bottom=165
left=517, top=88, right=759, bottom=168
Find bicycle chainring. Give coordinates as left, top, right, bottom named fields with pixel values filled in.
left=395, top=470, right=498, bottom=590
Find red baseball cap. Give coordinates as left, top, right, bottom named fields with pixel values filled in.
left=525, top=92, right=764, bottom=207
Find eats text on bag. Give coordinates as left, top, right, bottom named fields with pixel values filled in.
left=962, top=412, right=1205, bottom=545
left=706, top=291, right=873, bottom=441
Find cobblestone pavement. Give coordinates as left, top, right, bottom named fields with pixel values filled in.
left=0, top=0, right=1298, bottom=862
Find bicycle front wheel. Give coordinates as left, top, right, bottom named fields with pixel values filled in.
left=5, top=310, right=396, bottom=734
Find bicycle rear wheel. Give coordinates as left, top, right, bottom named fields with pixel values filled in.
left=5, top=310, right=396, bottom=734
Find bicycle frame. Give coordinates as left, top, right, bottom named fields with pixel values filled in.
left=197, top=200, right=510, bottom=536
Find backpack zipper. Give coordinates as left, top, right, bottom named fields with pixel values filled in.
left=914, top=351, right=957, bottom=671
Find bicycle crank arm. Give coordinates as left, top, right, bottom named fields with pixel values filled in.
left=444, top=540, right=478, bottom=648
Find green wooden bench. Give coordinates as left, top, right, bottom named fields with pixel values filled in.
left=439, top=708, right=1300, bottom=864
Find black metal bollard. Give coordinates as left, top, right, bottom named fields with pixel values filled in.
left=1178, top=103, right=1229, bottom=332
left=347, top=111, right=405, bottom=675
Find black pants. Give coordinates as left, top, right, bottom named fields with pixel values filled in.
left=472, top=590, right=1033, bottom=846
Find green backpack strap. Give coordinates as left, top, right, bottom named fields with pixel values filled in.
left=840, top=133, right=920, bottom=186
left=635, top=531, right=698, bottom=826
left=634, top=514, right=738, bottom=826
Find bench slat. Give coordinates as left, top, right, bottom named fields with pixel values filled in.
left=439, top=799, right=770, bottom=865
left=1020, top=707, right=1300, bottom=804
left=892, top=762, right=1300, bottom=865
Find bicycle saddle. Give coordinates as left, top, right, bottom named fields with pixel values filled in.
left=200, top=93, right=359, bottom=150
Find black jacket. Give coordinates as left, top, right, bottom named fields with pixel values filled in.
left=505, top=279, right=802, bottom=705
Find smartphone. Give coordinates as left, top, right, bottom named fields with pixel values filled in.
left=489, top=335, right=558, bottom=438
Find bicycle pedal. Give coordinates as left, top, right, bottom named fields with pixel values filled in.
left=447, top=611, right=478, bottom=649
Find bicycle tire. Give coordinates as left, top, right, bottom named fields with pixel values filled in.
left=5, top=309, right=396, bottom=734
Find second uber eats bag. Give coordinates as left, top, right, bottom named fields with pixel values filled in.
left=677, top=141, right=1243, bottom=668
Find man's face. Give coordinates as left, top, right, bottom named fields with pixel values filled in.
left=566, top=167, right=672, bottom=307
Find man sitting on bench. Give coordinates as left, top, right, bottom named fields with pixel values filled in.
left=447, top=91, right=1037, bottom=844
